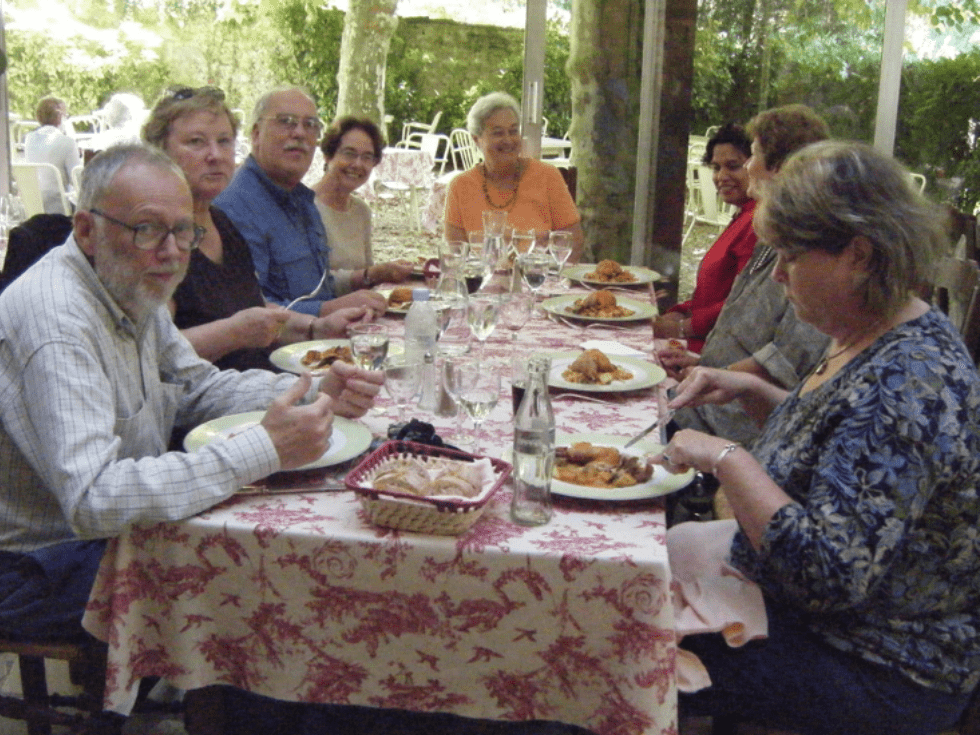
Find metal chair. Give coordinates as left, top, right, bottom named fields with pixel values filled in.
left=418, top=132, right=450, bottom=176
left=682, top=162, right=733, bottom=248
left=447, top=128, right=481, bottom=171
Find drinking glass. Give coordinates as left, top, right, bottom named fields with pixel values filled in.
left=455, top=359, right=502, bottom=456
left=466, top=292, right=500, bottom=360
left=431, top=291, right=470, bottom=356
left=510, top=229, right=536, bottom=256
left=347, top=323, right=389, bottom=370
left=548, top=230, right=574, bottom=283
left=442, top=354, right=469, bottom=444
left=384, top=357, right=422, bottom=424
left=482, top=210, right=507, bottom=239
left=498, top=291, right=534, bottom=347
left=517, top=251, right=551, bottom=301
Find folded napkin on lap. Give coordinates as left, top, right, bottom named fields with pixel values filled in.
left=668, top=519, right=768, bottom=692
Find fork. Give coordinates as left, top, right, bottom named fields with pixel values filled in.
left=551, top=392, right=621, bottom=404
left=286, top=269, right=330, bottom=310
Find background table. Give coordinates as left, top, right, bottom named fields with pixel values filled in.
left=83, top=282, right=680, bottom=735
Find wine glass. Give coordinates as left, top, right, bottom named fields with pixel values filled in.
left=498, top=291, right=534, bottom=348
left=510, top=230, right=536, bottom=257
left=549, top=230, right=574, bottom=283
left=466, top=292, right=500, bottom=360
left=384, top=357, right=422, bottom=424
left=455, top=359, right=502, bottom=456
left=347, top=323, right=389, bottom=370
left=517, top=252, right=551, bottom=304
left=441, top=354, right=469, bottom=444
left=431, top=292, right=470, bottom=356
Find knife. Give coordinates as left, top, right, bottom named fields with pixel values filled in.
left=623, top=410, right=675, bottom=450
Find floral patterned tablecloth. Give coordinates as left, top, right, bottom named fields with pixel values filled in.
left=83, top=286, right=682, bottom=735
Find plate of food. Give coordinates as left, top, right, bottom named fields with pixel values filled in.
left=270, top=339, right=353, bottom=375
left=547, top=349, right=665, bottom=392
left=551, top=433, right=694, bottom=501
left=541, top=291, right=657, bottom=323
left=562, top=260, right=661, bottom=286
left=378, top=286, right=414, bottom=314
left=184, top=412, right=373, bottom=471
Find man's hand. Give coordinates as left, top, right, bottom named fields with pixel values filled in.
left=261, top=373, right=334, bottom=469
left=312, top=306, right=372, bottom=339
left=372, top=261, right=414, bottom=284
left=320, top=291, right=387, bottom=319
left=319, top=360, right=384, bottom=418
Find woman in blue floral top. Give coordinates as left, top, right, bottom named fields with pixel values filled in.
left=659, top=141, right=980, bottom=735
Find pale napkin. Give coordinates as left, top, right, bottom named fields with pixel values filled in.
left=668, top=519, right=768, bottom=692
left=366, top=454, right=496, bottom=501
left=580, top=340, right=647, bottom=357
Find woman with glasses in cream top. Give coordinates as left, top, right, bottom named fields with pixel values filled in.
left=311, top=116, right=412, bottom=286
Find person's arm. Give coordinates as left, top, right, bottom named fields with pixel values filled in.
left=668, top=365, right=787, bottom=429
left=318, top=360, right=385, bottom=418
left=172, top=302, right=291, bottom=363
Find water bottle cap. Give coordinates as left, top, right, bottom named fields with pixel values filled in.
left=411, top=288, right=430, bottom=301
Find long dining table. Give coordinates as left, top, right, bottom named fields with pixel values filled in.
left=81, top=274, right=682, bottom=735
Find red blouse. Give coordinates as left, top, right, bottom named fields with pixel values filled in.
left=669, top=199, right=757, bottom=352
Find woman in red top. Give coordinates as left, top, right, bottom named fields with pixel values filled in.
left=654, top=123, right=757, bottom=352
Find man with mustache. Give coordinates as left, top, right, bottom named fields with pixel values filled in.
left=0, top=144, right=383, bottom=641
left=214, top=86, right=386, bottom=318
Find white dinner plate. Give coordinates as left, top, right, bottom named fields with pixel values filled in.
left=541, top=294, right=657, bottom=323
left=546, top=351, right=666, bottom=393
left=184, top=412, right=373, bottom=471
left=270, top=339, right=351, bottom=375
left=552, top=433, right=694, bottom=501
left=561, top=264, right=662, bottom=287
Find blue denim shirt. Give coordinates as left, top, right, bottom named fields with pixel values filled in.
left=214, top=155, right=335, bottom=316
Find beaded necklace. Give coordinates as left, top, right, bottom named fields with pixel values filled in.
left=481, top=160, right=525, bottom=211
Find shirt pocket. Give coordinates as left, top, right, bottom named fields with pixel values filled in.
left=114, top=381, right=182, bottom=457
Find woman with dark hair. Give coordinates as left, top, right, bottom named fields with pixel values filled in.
left=311, top=116, right=412, bottom=286
left=653, top=123, right=756, bottom=352
left=143, top=87, right=368, bottom=372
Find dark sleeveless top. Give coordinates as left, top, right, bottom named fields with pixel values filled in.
left=172, top=206, right=273, bottom=372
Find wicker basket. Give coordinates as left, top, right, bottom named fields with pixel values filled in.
left=345, top=440, right=512, bottom=535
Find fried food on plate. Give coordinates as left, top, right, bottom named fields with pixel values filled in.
left=387, top=287, right=413, bottom=310
left=585, top=260, right=638, bottom=283
left=562, top=348, right=633, bottom=385
left=554, top=442, right=653, bottom=488
left=565, top=290, right=636, bottom=319
left=300, top=345, right=353, bottom=371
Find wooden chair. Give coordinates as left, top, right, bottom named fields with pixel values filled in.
left=932, top=256, right=980, bottom=364
left=0, top=637, right=123, bottom=735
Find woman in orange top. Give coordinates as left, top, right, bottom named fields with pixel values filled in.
left=444, top=92, right=584, bottom=263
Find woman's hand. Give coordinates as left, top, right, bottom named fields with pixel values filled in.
left=657, top=348, right=700, bottom=381
left=318, top=360, right=385, bottom=418
left=649, top=428, right=732, bottom=476
left=312, top=307, right=372, bottom=339
left=371, top=261, right=414, bottom=284
left=230, top=306, right=292, bottom=348
left=669, top=366, right=755, bottom=410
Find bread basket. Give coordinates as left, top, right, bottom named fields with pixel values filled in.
left=345, top=440, right=511, bottom=535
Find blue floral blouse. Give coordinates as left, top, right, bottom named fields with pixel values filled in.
left=731, top=308, right=980, bottom=694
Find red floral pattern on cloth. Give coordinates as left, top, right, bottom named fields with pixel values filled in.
left=84, top=289, right=682, bottom=735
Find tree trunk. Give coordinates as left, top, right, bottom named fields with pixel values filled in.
left=335, top=0, right=399, bottom=124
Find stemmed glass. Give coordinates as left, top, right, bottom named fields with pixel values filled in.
left=466, top=292, right=500, bottom=360
left=347, top=323, right=389, bottom=370
left=498, top=291, right=534, bottom=349
left=454, top=359, right=502, bottom=456
left=384, top=357, right=422, bottom=424
left=517, top=251, right=551, bottom=305
left=441, top=354, right=469, bottom=444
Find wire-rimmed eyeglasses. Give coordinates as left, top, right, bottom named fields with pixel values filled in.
left=264, top=113, right=323, bottom=136
left=90, top=208, right=205, bottom=252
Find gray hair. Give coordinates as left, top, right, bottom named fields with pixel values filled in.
left=755, top=140, right=948, bottom=317
left=466, top=92, right=521, bottom=137
left=250, top=85, right=316, bottom=129
left=102, top=93, right=146, bottom=130
left=78, top=144, right=188, bottom=211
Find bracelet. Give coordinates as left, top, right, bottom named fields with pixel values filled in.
left=307, top=319, right=316, bottom=341
left=712, top=442, right=741, bottom=476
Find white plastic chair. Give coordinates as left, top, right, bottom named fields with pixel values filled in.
left=419, top=132, right=451, bottom=175
left=12, top=162, right=71, bottom=217
left=909, top=172, right=926, bottom=193
left=682, top=163, right=734, bottom=248
left=395, top=111, right=442, bottom=150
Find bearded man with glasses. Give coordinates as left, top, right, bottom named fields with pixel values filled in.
left=214, top=86, right=387, bottom=319
left=0, top=144, right=383, bottom=643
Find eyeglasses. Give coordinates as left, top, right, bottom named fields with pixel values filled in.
left=90, top=208, right=205, bottom=252
left=336, top=148, right=378, bottom=165
left=167, top=86, right=226, bottom=102
left=264, top=114, right=323, bottom=136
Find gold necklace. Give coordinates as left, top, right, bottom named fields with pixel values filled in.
left=482, top=160, right=524, bottom=210
left=813, top=318, right=885, bottom=375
